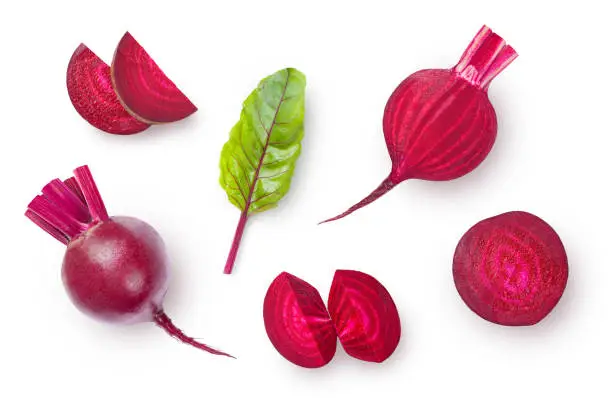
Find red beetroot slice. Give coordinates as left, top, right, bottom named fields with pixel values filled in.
left=111, top=32, right=197, bottom=124
left=328, top=270, right=401, bottom=363
left=453, top=211, right=569, bottom=326
left=66, top=44, right=150, bottom=135
left=263, top=272, right=337, bottom=368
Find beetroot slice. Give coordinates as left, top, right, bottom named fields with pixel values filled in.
left=328, top=270, right=401, bottom=363
left=111, top=32, right=197, bottom=124
left=263, top=272, right=337, bottom=368
left=66, top=44, right=150, bottom=135
left=453, top=211, right=569, bottom=326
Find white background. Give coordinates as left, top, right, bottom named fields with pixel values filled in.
left=1, top=0, right=610, bottom=397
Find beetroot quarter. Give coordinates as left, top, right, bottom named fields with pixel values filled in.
left=453, top=211, right=569, bottom=326
left=263, top=272, right=337, bottom=368
left=328, top=270, right=401, bottom=363
left=111, top=32, right=197, bottom=124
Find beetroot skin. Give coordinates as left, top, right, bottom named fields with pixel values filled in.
left=453, top=211, right=569, bottom=326
left=26, top=166, right=231, bottom=356
left=263, top=271, right=401, bottom=367
left=322, top=25, right=517, bottom=223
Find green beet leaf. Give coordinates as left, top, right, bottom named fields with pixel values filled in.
left=219, top=68, right=306, bottom=274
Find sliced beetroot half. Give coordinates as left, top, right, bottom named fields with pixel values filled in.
left=263, top=272, right=337, bottom=368
left=453, top=211, right=569, bottom=326
left=111, top=32, right=197, bottom=124
left=328, top=270, right=401, bottom=363
left=66, top=44, right=150, bottom=135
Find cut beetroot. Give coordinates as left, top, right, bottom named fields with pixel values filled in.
left=263, top=272, right=337, bottom=368
left=453, top=211, right=569, bottom=326
left=328, top=270, right=401, bottom=363
left=66, top=44, right=150, bottom=135
left=111, top=32, right=197, bottom=124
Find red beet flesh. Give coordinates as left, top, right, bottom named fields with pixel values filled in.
left=328, top=270, right=401, bottom=363
left=263, top=272, right=337, bottom=368
left=263, top=271, right=401, bottom=367
left=66, top=44, right=150, bottom=135
left=453, top=211, right=569, bottom=326
left=322, top=25, right=517, bottom=223
left=26, top=166, right=231, bottom=356
left=111, top=32, right=197, bottom=124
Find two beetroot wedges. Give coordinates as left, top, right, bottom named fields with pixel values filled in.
left=66, top=32, right=197, bottom=135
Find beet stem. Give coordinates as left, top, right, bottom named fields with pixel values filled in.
left=153, top=309, right=234, bottom=358
left=223, top=211, right=249, bottom=274
left=27, top=195, right=88, bottom=241
left=454, top=25, right=517, bottom=89
left=319, top=176, right=396, bottom=224
left=73, top=165, right=109, bottom=223
left=25, top=209, right=70, bottom=244
left=63, top=177, right=87, bottom=205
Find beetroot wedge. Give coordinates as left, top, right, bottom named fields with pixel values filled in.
left=263, top=272, right=337, bottom=368
left=111, top=32, right=197, bottom=124
left=328, top=270, right=401, bottom=363
left=66, top=44, right=150, bottom=135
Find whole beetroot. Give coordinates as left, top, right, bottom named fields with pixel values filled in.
left=26, top=165, right=231, bottom=356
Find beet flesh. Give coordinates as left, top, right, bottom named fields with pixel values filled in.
left=453, top=211, right=569, bottom=326
left=66, top=44, right=150, bottom=135
left=263, top=272, right=337, bottom=368
left=328, top=270, right=401, bottom=363
left=111, top=32, right=197, bottom=124
left=321, top=25, right=517, bottom=223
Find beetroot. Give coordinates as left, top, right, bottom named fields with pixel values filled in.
left=263, top=271, right=400, bottom=367
left=67, top=44, right=150, bottom=135
left=321, top=25, right=517, bottom=223
left=111, top=32, right=197, bottom=124
left=328, top=270, right=401, bottom=363
left=263, top=272, right=337, bottom=368
left=453, top=211, right=569, bottom=326
left=25, top=166, right=231, bottom=356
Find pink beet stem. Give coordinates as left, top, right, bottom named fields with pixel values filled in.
left=153, top=309, right=234, bottom=358
left=454, top=25, right=518, bottom=89
left=25, top=165, right=110, bottom=244
left=63, top=177, right=87, bottom=205
left=25, top=210, right=70, bottom=244
left=73, top=165, right=109, bottom=223
left=319, top=176, right=396, bottom=224
left=223, top=211, right=249, bottom=274
left=42, top=179, right=91, bottom=223
left=27, top=195, right=88, bottom=241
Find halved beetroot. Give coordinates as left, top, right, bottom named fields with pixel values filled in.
left=453, top=211, right=569, bottom=326
left=328, top=270, right=401, bottom=363
left=263, top=272, right=337, bottom=368
left=111, top=32, right=197, bottom=124
left=66, top=44, right=150, bottom=135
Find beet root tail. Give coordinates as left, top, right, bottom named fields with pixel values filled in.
left=153, top=309, right=235, bottom=358
left=319, top=177, right=396, bottom=224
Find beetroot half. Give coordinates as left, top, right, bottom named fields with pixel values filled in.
left=322, top=25, right=518, bottom=223
left=66, top=44, right=150, bottom=135
left=453, top=211, right=569, bottom=326
left=111, top=32, right=197, bottom=124
left=25, top=166, right=231, bottom=356
left=263, top=272, right=337, bottom=368
left=328, top=270, right=401, bottom=363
